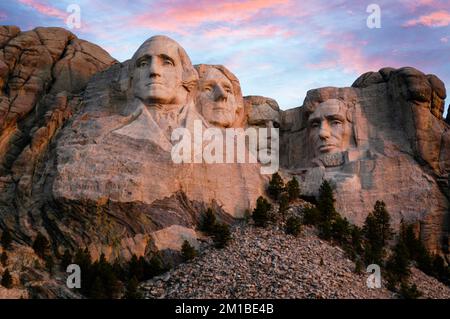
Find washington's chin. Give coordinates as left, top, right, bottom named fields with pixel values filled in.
left=205, top=115, right=234, bottom=128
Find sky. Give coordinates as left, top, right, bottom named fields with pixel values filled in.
left=0, top=0, right=449, bottom=116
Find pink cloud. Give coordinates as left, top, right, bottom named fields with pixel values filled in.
left=203, top=25, right=294, bottom=39
left=307, top=35, right=387, bottom=75
left=403, top=10, right=450, bottom=27
left=129, top=0, right=290, bottom=33
left=17, top=0, right=67, bottom=20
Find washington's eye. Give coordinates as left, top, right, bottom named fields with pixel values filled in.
left=163, top=59, right=174, bottom=66
left=138, top=60, right=148, bottom=67
left=224, top=87, right=232, bottom=94
left=203, top=86, right=212, bottom=92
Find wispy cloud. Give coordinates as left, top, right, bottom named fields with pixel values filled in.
left=403, top=10, right=450, bottom=27
left=16, top=0, right=67, bottom=20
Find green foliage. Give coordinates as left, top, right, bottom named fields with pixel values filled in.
left=399, top=282, right=422, bottom=299
left=386, top=239, right=411, bottom=284
left=181, top=240, right=197, bottom=261
left=286, top=177, right=300, bottom=201
left=267, top=172, right=284, bottom=200
left=278, top=192, right=289, bottom=218
left=212, top=222, right=231, bottom=249
left=1, top=268, right=12, bottom=288
left=285, top=216, right=302, bottom=237
left=32, top=233, right=50, bottom=259
left=123, top=276, right=142, bottom=299
left=363, top=201, right=393, bottom=265
left=331, top=216, right=351, bottom=244
left=1, top=228, right=12, bottom=250
left=317, top=180, right=337, bottom=223
left=146, top=254, right=165, bottom=279
left=0, top=251, right=7, bottom=267
left=252, top=196, right=271, bottom=228
left=302, top=207, right=320, bottom=226
left=350, top=225, right=364, bottom=259
left=199, top=208, right=217, bottom=234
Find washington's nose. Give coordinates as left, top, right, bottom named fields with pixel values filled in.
left=214, top=85, right=227, bottom=101
left=148, top=59, right=161, bottom=77
left=319, top=122, right=331, bottom=140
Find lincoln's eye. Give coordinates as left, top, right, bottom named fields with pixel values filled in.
left=310, top=121, right=320, bottom=128
left=273, top=121, right=280, bottom=128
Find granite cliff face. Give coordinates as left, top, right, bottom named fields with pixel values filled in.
left=0, top=26, right=448, bottom=280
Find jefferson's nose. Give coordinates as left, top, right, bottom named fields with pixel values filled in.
left=214, top=85, right=227, bottom=101
left=318, top=122, right=331, bottom=140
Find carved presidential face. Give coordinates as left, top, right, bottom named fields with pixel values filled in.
left=132, top=37, right=186, bottom=106
left=247, top=102, right=280, bottom=156
left=307, top=99, right=352, bottom=157
left=198, top=67, right=238, bottom=128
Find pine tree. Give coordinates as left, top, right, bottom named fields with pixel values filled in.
left=252, top=196, right=271, bottom=228
left=74, top=248, right=93, bottom=296
left=317, top=180, right=337, bottom=223
left=212, top=222, right=231, bottom=248
left=32, top=232, right=50, bottom=259
left=1, top=268, right=12, bottom=288
left=128, top=254, right=144, bottom=281
left=145, top=254, right=164, bottom=279
left=278, top=192, right=289, bottom=220
left=199, top=208, right=217, bottom=234
left=286, top=177, right=300, bottom=201
left=267, top=172, right=284, bottom=200
left=1, top=228, right=12, bottom=250
left=0, top=251, right=7, bottom=267
left=331, top=216, right=351, bottom=244
left=285, top=216, right=302, bottom=237
left=90, top=276, right=106, bottom=299
left=181, top=240, right=197, bottom=261
left=399, top=282, right=422, bottom=299
left=302, top=207, right=320, bottom=226
left=123, top=276, right=142, bottom=299
left=386, top=239, right=410, bottom=284
left=363, top=200, right=393, bottom=264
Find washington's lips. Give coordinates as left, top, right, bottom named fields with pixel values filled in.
left=145, top=81, right=163, bottom=86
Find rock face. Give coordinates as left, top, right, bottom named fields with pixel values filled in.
left=0, top=25, right=449, bottom=297
left=280, top=67, right=449, bottom=255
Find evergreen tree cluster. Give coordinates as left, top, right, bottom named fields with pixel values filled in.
left=59, top=248, right=166, bottom=299
left=199, top=208, right=232, bottom=248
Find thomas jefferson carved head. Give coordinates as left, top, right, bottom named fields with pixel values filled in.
left=195, top=64, right=244, bottom=128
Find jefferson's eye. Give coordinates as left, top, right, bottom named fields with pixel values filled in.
left=331, top=120, right=342, bottom=126
left=224, top=87, right=232, bottom=94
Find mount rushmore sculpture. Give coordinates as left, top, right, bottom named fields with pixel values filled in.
left=0, top=27, right=448, bottom=262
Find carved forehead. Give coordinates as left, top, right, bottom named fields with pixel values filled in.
left=308, top=99, right=347, bottom=120
left=201, top=68, right=232, bottom=86
left=133, top=36, right=181, bottom=62
left=248, top=103, right=280, bottom=123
